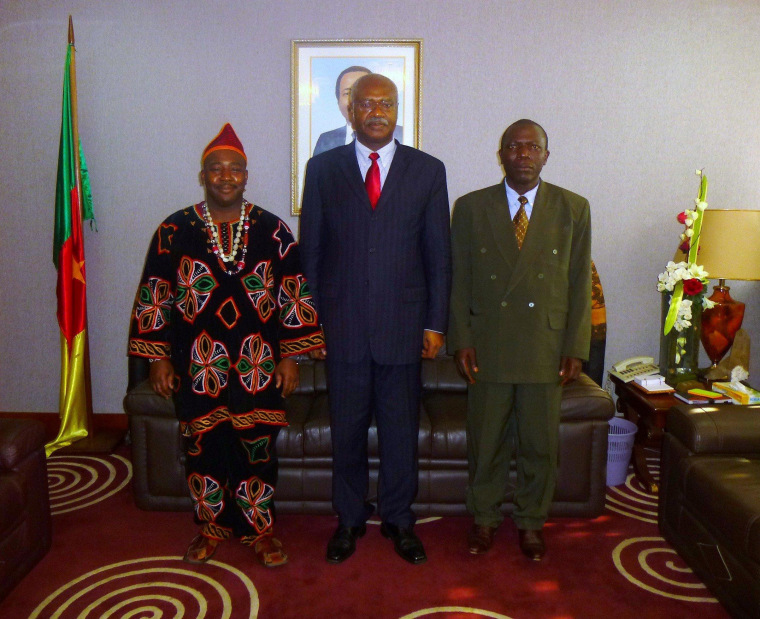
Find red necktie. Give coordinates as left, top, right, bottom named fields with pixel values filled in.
left=365, top=152, right=381, bottom=208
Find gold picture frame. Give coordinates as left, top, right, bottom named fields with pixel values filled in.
left=291, top=39, right=422, bottom=215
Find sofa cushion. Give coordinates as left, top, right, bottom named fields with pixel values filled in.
left=680, top=456, right=760, bottom=564
left=0, top=475, right=24, bottom=535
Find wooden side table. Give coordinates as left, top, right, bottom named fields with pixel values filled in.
left=609, top=374, right=678, bottom=493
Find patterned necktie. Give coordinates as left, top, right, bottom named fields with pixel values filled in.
left=513, top=195, right=529, bottom=249
left=365, top=152, right=381, bottom=208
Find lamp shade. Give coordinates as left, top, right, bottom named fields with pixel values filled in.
left=676, top=209, right=760, bottom=281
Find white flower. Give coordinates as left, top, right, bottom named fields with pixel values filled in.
left=696, top=201, right=707, bottom=211
left=672, top=299, right=694, bottom=332
left=685, top=228, right=694, bottom=238
left=702, top=296, right=716, bottom=310
left=689, top=263, right=709, bottom=279
left=695, top=169, right=702, bottom=176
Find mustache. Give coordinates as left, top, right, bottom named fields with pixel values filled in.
left=366, top=117, right=389, bottom=126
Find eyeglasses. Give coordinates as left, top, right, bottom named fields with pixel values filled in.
left=355, top=99, right=397, bottom=111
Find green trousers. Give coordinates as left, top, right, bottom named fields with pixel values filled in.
left=465, top=380, right=562, bottom=530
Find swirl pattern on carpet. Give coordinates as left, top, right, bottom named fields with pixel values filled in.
left=27, top=557, right=258, bottom=618
left=612, top=536, right=718, bottom=603
left=400, top=609, right=513, bottom=618
left=47, top=454, right=133, bottom=515
left=605, top=453, right=658, bottom=523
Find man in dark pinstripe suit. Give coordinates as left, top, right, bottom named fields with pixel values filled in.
left=300, top=74, right=451, bottom=565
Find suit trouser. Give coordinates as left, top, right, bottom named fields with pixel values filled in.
left=466, top=380, right=562, bottom=530
left=327, top=355, right=421, bottom=528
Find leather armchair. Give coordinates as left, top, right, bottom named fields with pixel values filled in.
left=659, top=403, right=760, bottom=619
left=0, top=418, right=51, bottom=602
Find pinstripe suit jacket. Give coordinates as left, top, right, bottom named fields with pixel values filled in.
left=448, top=180, right=591, bottom=383
left=299, top=141, right=451, bottom=364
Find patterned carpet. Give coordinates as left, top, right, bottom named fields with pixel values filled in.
left=0, top=448, right=730, bottom=618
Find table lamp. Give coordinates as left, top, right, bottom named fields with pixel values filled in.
left=689, top=210, right=760, bottom=380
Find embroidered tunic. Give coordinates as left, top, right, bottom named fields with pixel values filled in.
left=128, top=202, right=323, bottom=541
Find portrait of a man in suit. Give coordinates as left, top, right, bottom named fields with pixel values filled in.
left=312, top=65, right=403, bottom=156
left=300, top=73, right=451, bottom=566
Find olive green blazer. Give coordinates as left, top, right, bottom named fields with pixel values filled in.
left=448, top=180, right=592, bottom=383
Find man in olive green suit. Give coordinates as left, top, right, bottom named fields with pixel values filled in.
left=448, top=119, right=591, bottom=561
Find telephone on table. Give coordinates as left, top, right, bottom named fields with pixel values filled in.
left=609, top=356, right=660, bottom=383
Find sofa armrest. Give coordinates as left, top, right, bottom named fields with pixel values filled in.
left=0, top=418, right=46, bottom=470
left=665, top=403, right=760, bottom=455
left=123, top=380, right=175, bottom=418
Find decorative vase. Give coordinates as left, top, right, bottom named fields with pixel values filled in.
left=658, top=291, right=702, bottom=386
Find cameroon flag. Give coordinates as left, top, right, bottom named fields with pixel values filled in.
left=47, top=17, right=95, bottom=456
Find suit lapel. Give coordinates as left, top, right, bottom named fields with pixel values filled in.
left=485, top=184, right=519, bottom=269
left=506, top=181, right=557, bottom=294
left=336, top=143, right=371, bottom=207
left=374, top=141, right=409, bottom=212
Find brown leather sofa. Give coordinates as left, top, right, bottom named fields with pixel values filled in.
left=659, top=403, right=760, bottom=619
left=124, top=354, right=614, bottom=518
left=0, top=418, right=52, bottom=602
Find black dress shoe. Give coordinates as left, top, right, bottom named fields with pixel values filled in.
left=326, top=524, right=366, bottom=564
left=380, top=523, right=427, bottom=564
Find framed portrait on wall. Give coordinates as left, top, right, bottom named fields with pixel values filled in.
left=291, top=39, right=422, bottom=215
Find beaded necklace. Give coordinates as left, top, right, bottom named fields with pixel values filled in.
left=201, top=200, right=250, bottom=275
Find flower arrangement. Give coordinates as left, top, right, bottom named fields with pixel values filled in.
left=656, top=170, right=714, bottom=341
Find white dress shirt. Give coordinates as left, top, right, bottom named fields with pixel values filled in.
left=504, top=180, right=540, bottom=221
left=355, top=138, right=397, bottom=188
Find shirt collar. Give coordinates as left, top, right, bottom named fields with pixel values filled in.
left=355, top=137, right=397, bottom=163
left=504, top=179, right=540, bottom=206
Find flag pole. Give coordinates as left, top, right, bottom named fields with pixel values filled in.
left=69, top=17, right=81, bottom=204
left=65, top=15, right=96, bottom=442
left=48, top=17, right=123, bottom=454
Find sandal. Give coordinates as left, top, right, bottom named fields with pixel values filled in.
left=254, top=536, right=288, bottom=567
left=183, top=534, right=219, bottom=564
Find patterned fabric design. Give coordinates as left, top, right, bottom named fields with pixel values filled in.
left=128, top=339, right=170, bottom=359
left=273, top=221, right=296, bottom=259
left=240, top=533, right=268, bottom=547
left=135, top=277, right=174, bottom=333
left=242, top=260, right=275, bottom=323
left=231, top=409, right=287, bottom=428
left=216, top=297, right=241, bottom=329
left=189, top=331, right=230, bottom=396
left=188, top=472, right=224, bottom=522
left=278, top=275, right=318, bottom=328
left=591, top=260, right=607, bottom=340
left=235, top=477, right=275, bottom=534
left=236, top=334, right=275, bottom=394
left=157, top=222, right=177, bottom=255
left=281, top=331, right=325, bottom=357
left=241, top=436, right=271, bottom=465
left=128, top=204, right=324, bottom=539
left=201, top=521, right=232, bottom=541
left=176, top=257, right=218, bottom=323
left=183, top=407, right=287, bottom=436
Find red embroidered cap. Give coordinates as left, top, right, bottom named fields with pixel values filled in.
left=202, top=123, right=246, bottom=163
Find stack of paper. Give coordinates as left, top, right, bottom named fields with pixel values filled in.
left=633, top=374, right=674, bottom=393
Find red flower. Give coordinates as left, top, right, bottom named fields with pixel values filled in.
left=683, top=278, right=704, bottom=296
left=677, top=211, right=688, bottom=225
